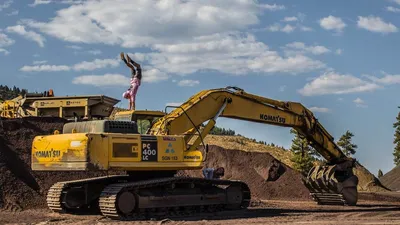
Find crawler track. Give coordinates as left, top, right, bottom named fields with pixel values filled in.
left=46, top=176, right=251, bottom=220
left=99, top=177, right=251, bottom=220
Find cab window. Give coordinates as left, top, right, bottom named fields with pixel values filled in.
left=137, top=119, right=151, bottom=134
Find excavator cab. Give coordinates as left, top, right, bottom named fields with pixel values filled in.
left=113, top=110, right=166, bottom=134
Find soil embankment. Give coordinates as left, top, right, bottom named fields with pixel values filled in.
left=380, top=165, right=400, bottom=191
left=180, top=145, right=310, bottom=200
left=0, top=117, right=118, bottom=211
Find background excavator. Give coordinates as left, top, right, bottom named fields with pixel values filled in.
left=31, top=86, right=358, bottom=220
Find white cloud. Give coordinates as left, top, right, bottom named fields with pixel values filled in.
left=29, top=0, right=85, bottom=7
left=73, top=58, right=119, bottom=71
left=357, top=16, right=398, bottom=34
left=142, top=68, right=169, bottom=83
left=66, top=45, right=101, bottom=55
left=18, top=1, right=323, bottom=78
left=319, top=15, right=346, bottom=33
left=6, top=25, right=45, bottom=47
left=266, top=23, right=312, bottom=33
left=73, top=69, right=168, bottom=87
left=281, top=24, right=295, bottom=33
left=309, top=107, right=330, bottom=113
left=0, top=33, right=15, bottom=47
left=0, top=0, right=12, bottom=11
left=23, top=0, right=263, bottom=47
left=267, top=24, right=295, bottom=33
left=391, top=0, right=400, bottom=5
left=33, top=60, right=47, bottom=65
left=267, top=24, right=281, bottom=32
left=279, top=85, right=286, bottom=92
left=248, top=54, right=325, bottom=75
left=363, top=73, right=400, bottom=85
left=19, top=58, right=119, bottom=72
left=299, top=26, right=313, bottom=32
left=66, top=45, right=82, bottom=50
left=284, top=42, right=331, bottom=55
left=72, top=74, right=129, bottom=87
left=335, top=49, right=343, bottom=55
left=0, top=48, right=10, bottom=55
left=353, top=97, right=367, bottom=108
left=259, top=4, right=285, bottom=11
left=20, top=64, right=70, bottom=72
left=178, top=79, right=200, bottom=87
left=353, top=97, right=364, bottom=104
left=386, top=6, right=400, bottom=12
left=134, top=33, right=324, bottom=76
left=282, top=16, right=298, bottom=22
left=298, top=71, right=381, bottom=96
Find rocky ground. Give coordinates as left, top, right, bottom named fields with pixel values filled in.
left=2, top=195, right=400, bottom=225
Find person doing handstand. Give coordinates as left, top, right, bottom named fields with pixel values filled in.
left=121, top=52, right=142, bottom=110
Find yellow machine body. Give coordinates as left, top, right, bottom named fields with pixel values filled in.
left=0, top=89, right=119, bottom=120
left=31, top=133, right=203, bottom=171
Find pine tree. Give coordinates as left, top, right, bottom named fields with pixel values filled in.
left=289, top=129, right=318, bottom=175
left=393, top=106, right=400, bottom=166
left=337, top=130, right=358, bottom=157
left=378, top=169, right=383, bottom=178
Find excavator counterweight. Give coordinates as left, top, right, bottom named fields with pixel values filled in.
left=31, top=86, right=359, bottom=220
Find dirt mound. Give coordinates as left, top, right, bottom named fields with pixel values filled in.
left=0, top=117, right=120, bottom=211
left=380, top=165, right=400, bottom=191
left=203, top=135, right=389, bottom=193
left=203, top=135, right=293, bottom=166
left=180, top=145, right=310, bottom=201
left=354, top=163, right=391, bottom=192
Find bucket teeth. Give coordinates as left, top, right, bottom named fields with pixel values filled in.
left=303, top=164, right=358, bottom=206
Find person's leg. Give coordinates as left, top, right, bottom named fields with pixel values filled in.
left=130, top=79, right=139, bottom=110
left=129, top=85, right=138, bottom=110
left=121, top=52, right=136, bottom=74
left=126, top=54, right=141, bottom=68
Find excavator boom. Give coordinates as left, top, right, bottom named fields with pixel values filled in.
left=149, top=86, right=358, bottom=205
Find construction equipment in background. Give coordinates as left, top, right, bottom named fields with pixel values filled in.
left=0, top=89, right=120, bottom=120
left=31, top=86, right=358, bottom=220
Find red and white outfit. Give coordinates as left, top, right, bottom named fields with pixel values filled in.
left=129, top=76, right=141, bottom=102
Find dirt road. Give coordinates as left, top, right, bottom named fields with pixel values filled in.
left=2, top=198, right=400, bottom=225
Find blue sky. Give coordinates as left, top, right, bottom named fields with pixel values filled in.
left=1, top=0, right=400, bottom=176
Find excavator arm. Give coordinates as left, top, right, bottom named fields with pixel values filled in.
left=149, top=86, right=358, bottom=205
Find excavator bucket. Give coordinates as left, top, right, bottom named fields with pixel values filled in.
left=302, top=163, right=358, bottom=206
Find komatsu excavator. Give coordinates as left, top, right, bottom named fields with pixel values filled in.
left=31, top=86, right=358, bottom=220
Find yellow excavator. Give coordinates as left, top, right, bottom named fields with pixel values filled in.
left=31, top=86, right=358, bottom=220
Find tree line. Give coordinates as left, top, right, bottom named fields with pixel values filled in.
left=289, top=129, right=358, bottom=176
left=209, top=125, right=285, bottom=148
left=0, top=85, right=27, bottom=100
